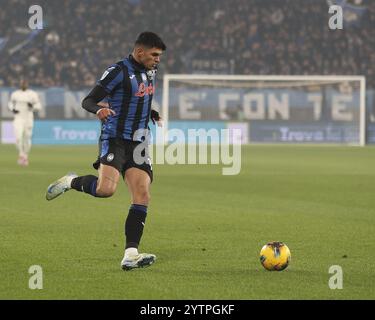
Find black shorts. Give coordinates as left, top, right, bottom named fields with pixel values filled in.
left=93, top=138, right=153, bottom=182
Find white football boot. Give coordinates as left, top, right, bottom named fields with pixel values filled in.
left=46, top=173, right=78, bottom=201
left=121, top=253, right=156, bottom=271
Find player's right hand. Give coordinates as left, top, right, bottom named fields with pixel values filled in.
left=96, top=108, right=115, bottom=121
left=151, top=109, right=163, bottom=127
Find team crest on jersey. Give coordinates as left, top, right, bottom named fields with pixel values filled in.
left=146, top=69, right=157, bottom=81
left=107, top=153, right=114, bottom=162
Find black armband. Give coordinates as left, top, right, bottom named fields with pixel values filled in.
left=82, top=85, right=108, bottom=114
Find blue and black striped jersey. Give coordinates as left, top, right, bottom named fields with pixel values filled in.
left=97, top=55, right=156, bottom=142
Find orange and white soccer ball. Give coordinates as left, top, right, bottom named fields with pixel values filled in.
left=260, top=242, right=291, bottom=271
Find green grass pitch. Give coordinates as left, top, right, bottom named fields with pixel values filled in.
left=0, top=143, right=374, bottom=299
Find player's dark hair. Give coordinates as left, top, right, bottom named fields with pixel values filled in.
left=135, top=32, right=166, bottom=51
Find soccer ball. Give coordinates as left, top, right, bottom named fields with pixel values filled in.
left=259, top=242, right=291, bottom=271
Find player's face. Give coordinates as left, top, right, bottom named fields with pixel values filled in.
left=139, top=47, right=163, bottom=70
left=20, top=80, right=28, bottom=91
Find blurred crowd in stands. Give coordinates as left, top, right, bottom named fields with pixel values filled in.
left=0, top=0, right=374, bottom=89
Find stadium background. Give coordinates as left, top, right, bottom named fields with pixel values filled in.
left=0, top=0, right=374, bottom=145
left=1, top=0, right=375, bottom=300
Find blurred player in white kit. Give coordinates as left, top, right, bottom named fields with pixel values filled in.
left=8, top=79, right=42, bottom=166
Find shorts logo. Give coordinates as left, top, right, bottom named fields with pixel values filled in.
left=107, top=153, right=114, bottom=162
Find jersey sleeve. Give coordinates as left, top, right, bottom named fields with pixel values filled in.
left=96, top=64, right=123, bottom=94
left=82, top=85, right=108, bottom=114
left=151, top=99, right=161, bottom=112
left=8, top=92, right=16, bottom=111
left=31, top=91, right=42, bottom=111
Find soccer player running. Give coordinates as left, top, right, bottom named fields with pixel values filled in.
left=8, top=79, right=42, bottom=166
left=45, top=32, right=166, bottom=270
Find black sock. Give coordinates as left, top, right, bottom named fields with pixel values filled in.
left=125, top=204, right=148, bottom=249
left=71, top=175, right=98, bottom=197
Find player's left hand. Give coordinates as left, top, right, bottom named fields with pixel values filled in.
left=151, top=109, right=163, bottom=127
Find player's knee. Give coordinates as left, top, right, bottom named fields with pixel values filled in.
left=96, top=185, right=116, bottom=198
left=144, top=191, right=151, bottom=204
left=134, top=188, right=150, bottom=205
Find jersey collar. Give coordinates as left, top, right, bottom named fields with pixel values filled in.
left=128, top=54, right=146, bottom=72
